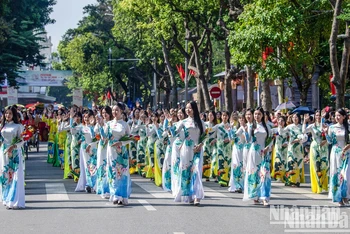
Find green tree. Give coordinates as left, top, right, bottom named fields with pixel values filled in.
left=229, top=0, right=331, bottom=107
left=0, top=0, right=55, bottom=85
left=329, top=0, right=350, bottom=109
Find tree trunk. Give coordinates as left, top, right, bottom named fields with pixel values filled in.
left=224, top=39, right=233, bottom=112
left=192, top=41, right=211, bottom=111
left=329, top=0, right=350, bottom=109
left=196, top=78, right=204, bottom=111
left=164, top=88, right=171, bottom=109
left=299, top=88, right=308, bottom=106
left=261, top=80, right=272, bottom=112
left=246, top=66, right=255, bottom=109
left=232, top=89, right=237, bottom=111
left=161, top=37, right=178, bottom=107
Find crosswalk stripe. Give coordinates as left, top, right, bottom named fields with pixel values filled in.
left=203, top=186, right=228, bottom=198
left=45, top=183, right=69, bottom=201
left=135, top=182, right=173, bottom=198
left=138, top=200, right=156, bottom=211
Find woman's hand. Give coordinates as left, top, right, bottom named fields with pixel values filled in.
left=111, top=141, right=122, bottom=148
left=86, top=145, right=91, bottom=154
left=70, top=107, right=75, bottom=118
left=342, top=144, right=350, bottom=157
left=320, top=140, right=327, bottom=147
left=224, top=138, right=230, bottom=144
left=262, top=147, right=269, bottom=155
left=210, top=139, right=217, bottom=146
left=322, top=124, right=329, bottom=135
left=193, top=143, right=203, bottom=153
left=291, top=139, right=300, bottom=144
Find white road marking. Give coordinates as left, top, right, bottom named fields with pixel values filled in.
left=45, top=183, right=69, bottom=201
left=135, top=182, right=173, bottom=198
left=173, top=232, right=185, bottom=234
left=138, top=200, right=156, bottom=211
left=203, top=186, right=228, bottom=198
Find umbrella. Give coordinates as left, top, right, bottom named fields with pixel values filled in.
left=291, top=106, right=314, bottom=115
left=25, top=102, right=44, bottom=109
left=274, top=101, right=296, bottom=111
left=6, top=104, right=25, bottom=108
left=45, top=103, right=64, bottom=110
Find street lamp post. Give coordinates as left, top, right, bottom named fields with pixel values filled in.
left=152, top=58, right=157, bottom=110
left=184, top=40, right=188, bottom=103
left=108, top=50, right=156, bottom=109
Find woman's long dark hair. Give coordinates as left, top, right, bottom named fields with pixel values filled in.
left=245, top=108, right=254, bottom=123
left=102, top=106, right=113, bottom=121
left=251, top=107, right=269, bottom=141
left=1, top=106, right=19, bottom=125
left=180, top=108, right=187, bottom=118
left=237, top=111, right=246, bottom=128
left=189, top=101, right=203, bottom=135
left=1, top=106, right=19, bottom=132
left=151, top=112, right=160, bottom=124
left=293, top=113, right=301, bottom=125
left=208, top=110, right=217, bottom=125
left=314, top=110, right=321, bottom=126
left=337, top=108, right=349, bottom=144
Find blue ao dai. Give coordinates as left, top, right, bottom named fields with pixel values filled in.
left=172, top=118, right=205, bottom=203
left=106, top=119, right=131, bottom=204
left=327, top=123, right=350, bottom=202
left=243, top=122, right=272, bottom=201
left=0, top=122, right=25, bottom=209
left=75, top=124, right=98, bottom=192
left=228, top=126, right=245, bottom=192
left=95, top=122, right=110, bottom=198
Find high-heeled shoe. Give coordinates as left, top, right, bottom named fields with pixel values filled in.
left=263, top=200, right=269, bottom=206
left=194, top=199, right=200, bottom=206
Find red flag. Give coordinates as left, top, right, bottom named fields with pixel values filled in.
left=189, top=69, right=196, bottom=77
left=107, top=91, right=111, bottom=100
left=176, top=64, right=185, bottom=81
left=330, top=75, right=336, bottom=95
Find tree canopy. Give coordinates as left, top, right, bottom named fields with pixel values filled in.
left=0, top=0, right=55, bottom=86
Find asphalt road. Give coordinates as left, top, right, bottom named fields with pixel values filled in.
left=1, top=144, right=349, bottom=234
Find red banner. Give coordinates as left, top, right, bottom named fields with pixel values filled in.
left=330, top=75, right=336, bottom=95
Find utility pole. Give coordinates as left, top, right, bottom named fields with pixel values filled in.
left=152, top=58, right=157, bottom=110
left=184, top=40, right=188, bottom=103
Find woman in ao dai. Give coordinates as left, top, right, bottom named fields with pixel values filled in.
left=75, top=111, right=98, bottom=192
left=161, top=110, right=179, bottom=191
left=153, top=112, right=167, bottom=187
left=170, top=108, right=187, bottom=195
left=130, top=112, right=147, bottom=177
left=70, top=111, right=83, bottom=182
left=243, top=109, right=254, bottom=172
left=302, top=111, right=329, bottom=193
left=128, top=108, right=140, bottom=175
left=215, top=111, right=232, bottom=187
left=145, top=113, right=158, bottom=179
left=324, top=109, right=350, bottom=206
left=270, top=116, right=288, bottom=182
left=243, top=107, right=272, bottom=206
left=106, top=103, right=131, bottom=205
left=279, top=113, right=306, bottom=187
left=0, top=106, right=25, bottom=209
left=228, top=112, right=246, bottom=193
left=203, top=111, right=217, bottom=181
left=172, top=101, right=205, bottom=205
left=95, top=106, right=112, bottom=198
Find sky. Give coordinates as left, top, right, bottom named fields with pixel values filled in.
left=45, top=0, right=97, bottom=52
